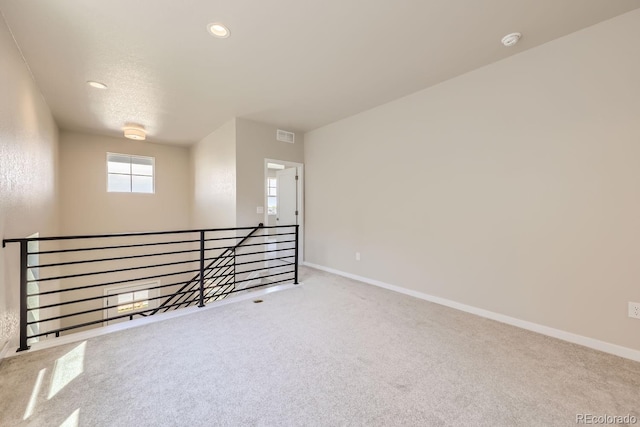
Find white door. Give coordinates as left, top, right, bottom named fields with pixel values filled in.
left=271, top=167, right=298, bottom=270
left=276, top=167, right=298, bottom=226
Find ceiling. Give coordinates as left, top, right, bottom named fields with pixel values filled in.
left=1, top=0, right=639, bottom=145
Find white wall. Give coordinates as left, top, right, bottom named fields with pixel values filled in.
left=0, top=16, right=59, bottom=350
left=190, top=119, right=237, bottom=229
left=190, top=118, right=304, bottom=230
left=305, top=10, right=640, bottom=352
left=59, top=132, right=190, bottom=234
left=56, top=132, right=192, bottom=335
left=236, top=118, right=304, bottom=228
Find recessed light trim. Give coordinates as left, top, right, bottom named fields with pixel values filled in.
left=207, top=22, right=230, bottom=38
left=501, top=32, right=522, bottom=47
left=87, top=81, right=108, bottom=89
left=123, top=127, right=146, bottom=141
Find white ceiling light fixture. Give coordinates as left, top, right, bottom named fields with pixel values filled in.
left=123, top=126, right=146, bottom=141
left=501, top=32, right=522, bottom=47
left=207, top=22, right=230, bottom=38
left=87, top=80, right=107, bottom=89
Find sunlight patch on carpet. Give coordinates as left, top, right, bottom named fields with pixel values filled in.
left=23, top=368, right=46, bottom=420
left=59, top=408, right=80, bottom=427
left=48, top=342, right=86, bottom=399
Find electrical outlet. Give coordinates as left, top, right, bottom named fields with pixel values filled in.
left=629, top=302, right=640, bottom=319
left=355, top=252, right=361, bottom=261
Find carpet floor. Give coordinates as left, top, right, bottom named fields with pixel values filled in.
left=1, top=266, right=639, bottom=426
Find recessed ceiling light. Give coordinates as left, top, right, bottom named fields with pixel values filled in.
left=123, top=126, right=146, bottom=141
left=87, top=81, right=107, bottom=89
left=501, top=32, right=522, bottom=47
left=207, top=22, right=230, bottom=38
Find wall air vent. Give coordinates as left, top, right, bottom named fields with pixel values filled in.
left=276, top=129, right=295, bottom=144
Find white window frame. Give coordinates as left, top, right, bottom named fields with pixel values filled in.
left=106, top=152, right=155, bottom=194
left=103, top=281, right=159, bottom=325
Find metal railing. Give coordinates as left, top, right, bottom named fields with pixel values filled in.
left=3, top=224, right=299, bottom=352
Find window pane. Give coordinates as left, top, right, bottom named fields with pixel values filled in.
left=108, top=153, right=131, bottom=163
left=268, top=187, right=277, bottom=196
left=108, top=174, right=131, bottom=192
left=134, top=290, right=149, bottom=300
left=117, top=304, right=133, bottom=313
left=107, top=160, right=130, bottom=174
left=132, top=163, right=153, bottom=176
left=131, top=156, right=153, bottom=166
left=132, top=176, right=154, bottom=193
left=117, top=292, right=133, bottom=304
left=268, top=196, right=277, bottom=215
left=133, top=301, right=149, bottom=310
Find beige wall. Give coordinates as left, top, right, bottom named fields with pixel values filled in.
left=59, top=132, right=190, bottom=234
left=190, top=119, right=236, bottom=229
left=305, top=10, right=640, bottom=351
left=0, top=17, right=59, bottom=349
left=57, top=132, right=191, bottom=334
left=236, top=118, right=304, bottom=227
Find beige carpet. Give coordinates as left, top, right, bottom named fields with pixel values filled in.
left=1, top=266, right=639, bottom=426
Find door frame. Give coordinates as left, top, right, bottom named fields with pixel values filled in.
left=264, top=158, right=304, bottom=264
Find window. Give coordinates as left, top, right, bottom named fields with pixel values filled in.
left=267, top=177, right=277, bottom=215
left=115, top=290, right=150, bottom=313
left=104, top=282, right=159, bottom=325
left=107, top=153, right=154, bottom=193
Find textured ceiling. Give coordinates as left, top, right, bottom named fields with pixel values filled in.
left=1, top=0, right=639, bottom=145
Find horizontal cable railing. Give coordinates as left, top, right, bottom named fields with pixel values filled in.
left=3, top=224, right=299, bottom=352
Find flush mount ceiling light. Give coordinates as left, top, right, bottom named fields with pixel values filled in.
left=87, top=81, right=107, bottom=89
left=501, top=32, right=522, bottom=47
left=123, top=126, right=146, bottom=141
left=207, top=22, right=230, bottom=38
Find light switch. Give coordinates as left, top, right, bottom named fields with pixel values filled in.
left=257, top=206, right=264, bottom=214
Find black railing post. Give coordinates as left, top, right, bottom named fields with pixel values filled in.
left=17, top=240, right=30, bottom=352
left=198, top=231, right=205, bottom=307
left=232, top=248, right=236, bottom=287
left=294, top=225, right=299, bottom=284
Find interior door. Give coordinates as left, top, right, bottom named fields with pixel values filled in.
left=276, top=167, right=298, bottom=226
left=272, top=167, right=298, bottom=270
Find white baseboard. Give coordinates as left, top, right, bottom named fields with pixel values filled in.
left=303, top=261, right=640, bottom=363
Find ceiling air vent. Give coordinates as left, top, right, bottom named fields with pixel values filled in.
left=276, top=129, right=295, bottom=144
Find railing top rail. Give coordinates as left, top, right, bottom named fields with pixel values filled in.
left=9, top=221, right=299, bottom=351
left=2, top=223, right=297, bottom=247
